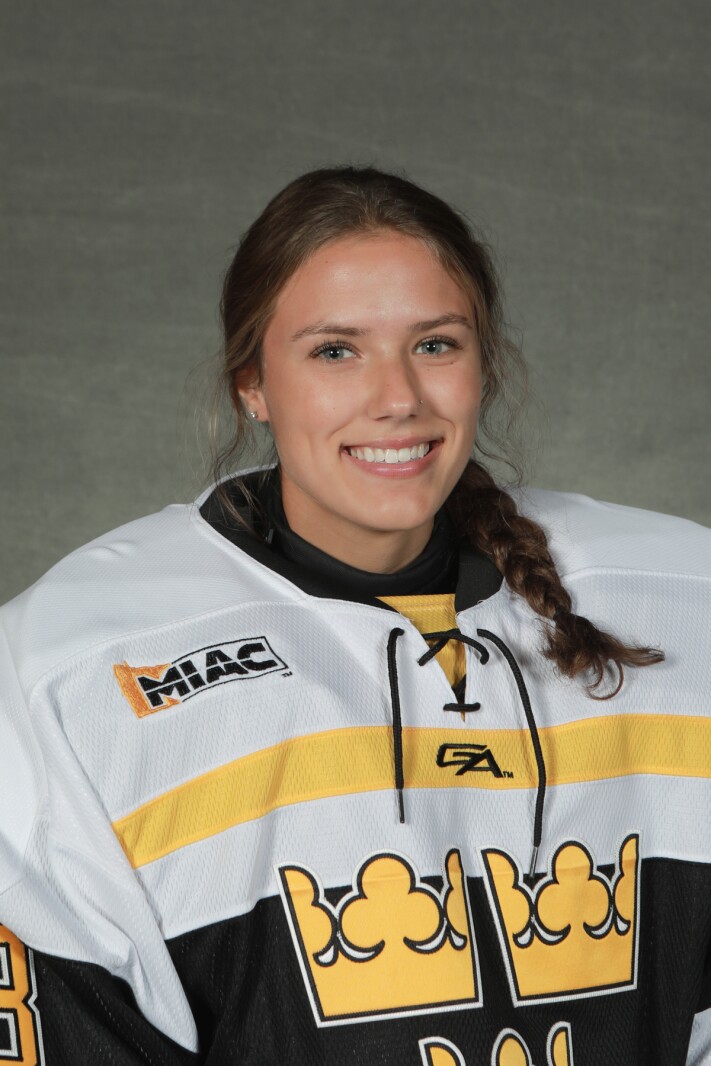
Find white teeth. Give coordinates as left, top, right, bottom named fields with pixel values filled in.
left=348, top=442, right=432, bottom=463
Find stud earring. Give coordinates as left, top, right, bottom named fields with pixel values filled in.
left=249, top=410, right=258, bottom=420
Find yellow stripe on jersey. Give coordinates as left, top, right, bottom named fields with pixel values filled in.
left=114, top=713, right=711, bottom=869
left=378, top=593, right=465, bottom=690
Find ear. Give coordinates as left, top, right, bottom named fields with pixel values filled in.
left=235, top=376, right=269, bottom=424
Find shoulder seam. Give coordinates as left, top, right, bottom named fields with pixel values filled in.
left=560, top=565, right=711, bottom=583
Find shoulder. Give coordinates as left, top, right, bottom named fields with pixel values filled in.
left=511, top=487, right=711, bottom=581
left=0, top=497, right=285, bottom=689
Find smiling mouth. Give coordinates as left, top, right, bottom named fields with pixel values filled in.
left=345, top=442, right=434, bottom=464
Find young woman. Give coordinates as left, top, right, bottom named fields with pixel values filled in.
left=1, top=166, right=710, bottom=1066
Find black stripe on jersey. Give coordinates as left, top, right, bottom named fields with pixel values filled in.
left=24, top=857, right=710, bottom=1063
left=28, top=954, right=198, bottom=1066
left=163, top=857, right=709, bottom=1065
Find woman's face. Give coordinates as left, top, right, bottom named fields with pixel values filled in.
left=240, top=230, right=483, bottom=569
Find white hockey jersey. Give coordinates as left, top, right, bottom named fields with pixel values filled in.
left=0, top=478, right=710, bottom=1065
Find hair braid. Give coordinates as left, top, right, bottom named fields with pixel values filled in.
left=447, top=462, right=664, bottom=698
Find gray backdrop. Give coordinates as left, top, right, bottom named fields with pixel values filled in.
left=2, top=0, right=710, bottom=604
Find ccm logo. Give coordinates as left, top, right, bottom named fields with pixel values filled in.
left=114, top=637, right=288, bottom=717
left=436, top=742, right=512, bottom=778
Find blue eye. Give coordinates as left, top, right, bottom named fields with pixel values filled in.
left=311, top=342, right=355, bottom=362
left=416, top=335, right=458, bottom=355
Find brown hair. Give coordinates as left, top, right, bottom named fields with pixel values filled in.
left=212, top=164, right=663, bottom=696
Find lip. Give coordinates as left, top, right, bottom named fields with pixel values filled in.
left=341, top=438, right=442, bottom=478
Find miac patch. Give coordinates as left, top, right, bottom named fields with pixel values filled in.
left=114, top=637, right=289, bottom=717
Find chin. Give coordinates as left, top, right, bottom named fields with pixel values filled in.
left=348, top=499, right=439, bottom=535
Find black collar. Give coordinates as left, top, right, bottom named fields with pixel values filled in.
left=199, top=470, right=502, bottom=612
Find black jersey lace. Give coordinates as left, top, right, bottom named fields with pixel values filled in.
left=387, top=625, right=547, bottom=879
left=417, top=629, right=490, bottom=714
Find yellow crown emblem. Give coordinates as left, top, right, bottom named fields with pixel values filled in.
left=482, top=834, right=639, bottom=1003
left=420, top=1021, right=574, bottom=1066
left=278, top=848, right=481, bottom=1025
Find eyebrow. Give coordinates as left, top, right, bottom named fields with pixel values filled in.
left=290, top=313, right=473, bottom=342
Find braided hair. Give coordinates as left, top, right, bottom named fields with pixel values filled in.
left=447, top=461, right=663, bottom=695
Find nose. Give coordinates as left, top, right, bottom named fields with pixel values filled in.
left=367, top=352, right=422, bottom=420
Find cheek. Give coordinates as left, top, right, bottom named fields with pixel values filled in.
left=262, top=368, right=356, bottom=449
left=276, top=370, right=356, bottom=422
left=428, top=365, right=482, bottom=422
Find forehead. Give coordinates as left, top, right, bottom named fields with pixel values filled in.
left=268, top=231, right=471, bottom=331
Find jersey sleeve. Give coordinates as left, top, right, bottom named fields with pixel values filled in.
left=0, top=619, right=200, bottom=1062
left=687, top=1007, right=711, bottom=1065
